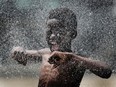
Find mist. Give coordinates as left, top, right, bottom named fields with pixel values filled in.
left=0, top=0, right=115, bottom=78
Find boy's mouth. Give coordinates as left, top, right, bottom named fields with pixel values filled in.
left=49, top=40, right=59, bottom=51
left=51, top=44, right=59, bottom=51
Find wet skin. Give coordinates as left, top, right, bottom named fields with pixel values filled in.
left=38, top=19, right=112, bottom=87
left=38, top=19, right=85, bottom=87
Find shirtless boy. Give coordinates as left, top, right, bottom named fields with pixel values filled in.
left=11, top=8, right=112, bottom=87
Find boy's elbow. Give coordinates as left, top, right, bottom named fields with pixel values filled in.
left=101, top=68, right=112, bottom=79
left=91, top=68, right=112, bottom=79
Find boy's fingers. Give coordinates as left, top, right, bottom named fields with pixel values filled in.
left=14, top=51, right=17, bottom=55
left=48, top=57, right=54, bottom=64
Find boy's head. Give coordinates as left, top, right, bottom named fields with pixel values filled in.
left=46, top=8, right=77, bottom=52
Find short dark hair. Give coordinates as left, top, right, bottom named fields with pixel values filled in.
left=48, top=8, right=77, bottom=33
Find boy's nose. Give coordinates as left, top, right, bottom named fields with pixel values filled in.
left=50, top=34, right=55, bottom=39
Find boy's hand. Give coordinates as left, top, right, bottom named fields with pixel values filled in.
left=11, top=46, right=27, bottom=66
left=48, top=51, right=73, bottom=68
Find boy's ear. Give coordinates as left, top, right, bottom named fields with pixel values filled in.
left=70, top=31, right=77, bottom=39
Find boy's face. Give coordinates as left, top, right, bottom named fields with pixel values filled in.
left=46, top=19, right=72, bottom=52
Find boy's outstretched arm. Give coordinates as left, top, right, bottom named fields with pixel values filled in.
left=48, top=51, right=112, bottom=79
left=11, top=46, right=50, bottom=66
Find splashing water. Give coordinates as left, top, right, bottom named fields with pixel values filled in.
left=0, top=0, right=115, bottom=78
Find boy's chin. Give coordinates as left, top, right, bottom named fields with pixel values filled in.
left=50, top=45, right=59, bottom=51
left=50, top=44, right=66, bottom=52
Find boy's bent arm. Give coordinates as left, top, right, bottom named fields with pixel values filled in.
left=48, top=51, right=112, bottom=79
left=72, top=55, right=112, bottom=79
